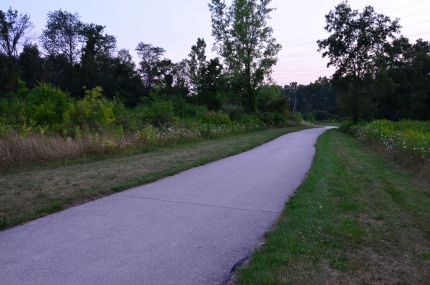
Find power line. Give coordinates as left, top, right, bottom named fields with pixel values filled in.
left=403, top=19, right=430, bottom=28
left=284, top=39, right=319, bottom=46
left=388, top=0, right=430, bottom=13
left=278, top=48, right=319, bottom=56
left=400, top=8, right=430, bottom=19
left=405, top=32, right=430, bottom=37
left=283, top=32, right=325, bottom=43
left=274, top=70, right=334, bottom=76
left=278, top=52, right=319, bottom=58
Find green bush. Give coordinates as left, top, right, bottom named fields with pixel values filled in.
left=256, top=85, right=283, bottom=112
left=197, top=111, right=232, bottom=125
left=255, top=85, right=293, bottom=127
left=171, top=98, right=208, bottom=118
left=27, top=83, right=72, bottom=132
left=0, top=82, right=72, bottom=133
left=288, top=112, right=303, bottom=125
left=0, top=121, right=12, bottom=137
left=259, top=112, right=287, bottom=127
left=64, top=87, right=115, bottom=134
left=141, top=100, right=176, bottom=126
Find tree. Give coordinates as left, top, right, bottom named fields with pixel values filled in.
left=80, top=23, right=116, bottom=88
left=172, top=59, right=190, bottom=95
left=136, top=42, right=166, bottom=90
left=317, top=2, right=400, bottom=121
left=198, top=58, right=223, bottom=110
left=19, top=44, right=44, bottom=87
left=0, top=7, right=32, bottom=57
left=283, top=78, right=340, bottom=120
left=209, top=0, right=281, bottom=111
left=41, top=10, right=82, bottom=65
left=188, top=38, right=207, bottom=94
left=382, top=38, right=430, bottom=120
left=109, top=49, right=144, bottom=106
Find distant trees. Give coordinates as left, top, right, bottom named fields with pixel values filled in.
left=0, top=7, right=32, bottom=57
left=0, top=4, right=292, bottom=118
left=382, top=38, right=430, bottom=120
left=18, top=44, right=44, bottom=86
left=209, top=0, right=282, bottom=111
left=283, top=78, right=339, bottom=121
left=198, top=58, right=224, bottom=110
left=80, top=23, right=116, bottom=89
left=136, top=42, right=166, bottom=91
left=188, top=38, right=207, bottom=95
left=186, top=38, right=224, bottom=110
left=318, top=1, right=430, bottom=122
left=318, top=2, right=400, bottom=122
left=41, top=10, right=82, bottom=65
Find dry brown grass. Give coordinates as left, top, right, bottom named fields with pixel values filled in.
left=0, top=133, right=120, bottom=169
left=0, top=124, right=259, bottom=170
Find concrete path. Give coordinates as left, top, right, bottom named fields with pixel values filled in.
left=0, top=127, right=330, bottom=285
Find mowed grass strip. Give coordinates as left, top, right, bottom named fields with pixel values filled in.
left=0, top=127, right=303, bottom=230
left=235, top=130, right=430, bottom=285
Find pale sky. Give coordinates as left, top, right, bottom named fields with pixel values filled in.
left=2, top=0, right=430, bottom=85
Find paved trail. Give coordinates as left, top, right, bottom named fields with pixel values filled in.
left=0, top=127, right=330, bottom=285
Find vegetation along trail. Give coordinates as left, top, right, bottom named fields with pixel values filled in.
left=0, top=127, right=330, bottom=285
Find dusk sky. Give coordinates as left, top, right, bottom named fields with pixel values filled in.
left=2, top=0, right=430, bottom=85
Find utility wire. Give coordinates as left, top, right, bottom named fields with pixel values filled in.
left=400, top=8, right=430, bottom=19
left=388, top=0, right=430, bottom=13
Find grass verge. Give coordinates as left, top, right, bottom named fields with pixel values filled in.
left=235, top=130, right=430, bottom=284
left=0, top=127, right=304, bottom=231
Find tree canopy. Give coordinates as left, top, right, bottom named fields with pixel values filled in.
left=209, top=0, right=282, bottom=111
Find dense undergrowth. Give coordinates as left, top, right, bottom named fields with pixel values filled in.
left=0, top=82, right=300, bottom=169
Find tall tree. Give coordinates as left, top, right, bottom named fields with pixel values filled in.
left=136, top=42, right=166, bottom=90
left=317, top=2, right=400, bottom=121
left=41, top=10, right=82, bottom=65
left=0, top=7, right=32, bottom=57
left=209, top=0, right=281, bottom=111
left=80, top=23, right=116, bottom=87
left=198, top=58, right=223, bottom=110
left=109, top=49, right=144, bottom=106
left=188, top=38, right=207, bottom=95
left=18, top=44, right=44, bottom=87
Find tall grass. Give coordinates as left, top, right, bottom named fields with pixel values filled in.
left=0, top=122, right=260, bottom=170
left=348, top=120, right=430, bottom=160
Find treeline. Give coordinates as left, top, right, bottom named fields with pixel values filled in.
left=0, top=0, right=300, bottom=138
left=317, top=2, right=430, bottom=122
left=282, top=77, right=338, bottom=121
left=280, top=2, right=430, bottom=123
left=0, top=8, right=204, bottom=107
left=0, top=0, right=294, bottom=135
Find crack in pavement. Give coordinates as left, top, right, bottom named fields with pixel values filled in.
left=122, top=194, right=282, bottom=214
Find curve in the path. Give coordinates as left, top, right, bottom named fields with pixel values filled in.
left=0, top=127, right=330, bottom=285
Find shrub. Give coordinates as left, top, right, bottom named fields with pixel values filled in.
left=27, top=83, right=72, bottom=132
left=197, top=111, right=232, bottom=125
left=64, top=87, right=115, bottom=134
left=259, top=112, right=287, bottom=127
left=288, top=112, right=303, bottom=125
left=256, top=85, right=283, bottom=112
left=0, top=82, right=72, bottom=133
left=0, top=121, right=12, bottom=137
left=141, top=100, right=176, bottom=126
left=171, top=98, right=208, bottom=118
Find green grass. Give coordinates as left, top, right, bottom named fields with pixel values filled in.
left=235, top=130, right=430, bottom=284
left=0, top=127, right=304, bottom=231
